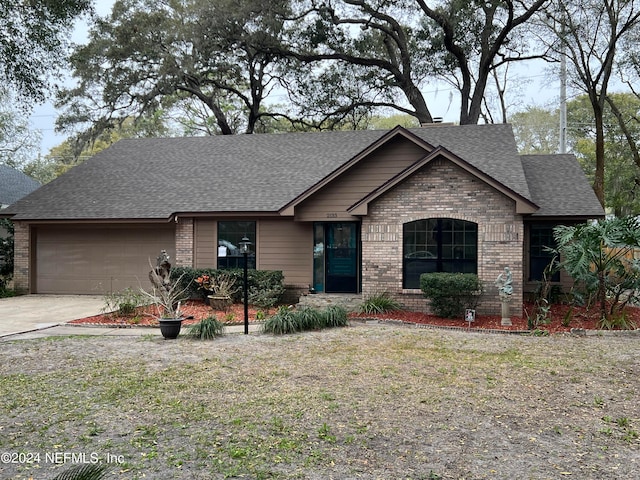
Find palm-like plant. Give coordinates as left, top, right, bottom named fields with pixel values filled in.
left=553, top=216, right=640, bottom=322
left=52, top=464, right=108, bottom=480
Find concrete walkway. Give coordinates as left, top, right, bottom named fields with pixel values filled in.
left=0, top=294, right=261, bottom=341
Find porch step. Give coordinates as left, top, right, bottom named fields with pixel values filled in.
left=297, top=293, right=363, bottom=312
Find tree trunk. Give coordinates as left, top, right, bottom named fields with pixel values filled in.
left=401, top=81, right=433, bottom=124
left=592, top=104, right=606, bottom=208
left=207, top=100, right=234, bottom=135
left=598, top=269, right=607, bottom=321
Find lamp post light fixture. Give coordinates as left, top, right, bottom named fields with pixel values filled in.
left=239, top=236, right=252, bottom=334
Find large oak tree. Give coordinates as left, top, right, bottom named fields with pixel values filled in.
left=0, top=0, right=92, bottom=103
left=56, top=0, right=292, bottom=149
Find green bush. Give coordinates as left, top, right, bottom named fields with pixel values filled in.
left=262, top=306, right=300, bottom=335
left=102, top=287, right=145, bottom=316
left=322, top=305, right=349, bottom=328
left=171, top=267, right=285, bottom=307
left=0, top=287, right=17, bottom=298
left=187, top=316, right=226, bottom=340
left=359, top=292, right=402, bottom=314
left=262, top=305, right=349, bottom=335
left=0, top=219, right=14, bottom=284
left=420, top=273, right=483, bottom=318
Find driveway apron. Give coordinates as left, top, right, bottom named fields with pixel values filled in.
left=0, top=295, right=104, bottom=337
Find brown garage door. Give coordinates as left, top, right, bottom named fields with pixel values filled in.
left=35, top=224, right=176, bottom=294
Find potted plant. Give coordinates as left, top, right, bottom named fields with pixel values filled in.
left=141, top=252, right=191, bottom=339
left=194, top=274, right=215, bottom=304
left=195, top=271, right=239, bottom=312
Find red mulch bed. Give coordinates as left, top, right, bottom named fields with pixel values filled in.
left=70, top=300, right=640, bottom=334
left=69, top=300, right=267, bottom=327
left=352, top=302, right=640, bottom=334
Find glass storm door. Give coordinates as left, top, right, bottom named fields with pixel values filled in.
left=325, top=223, right=358, bottom=293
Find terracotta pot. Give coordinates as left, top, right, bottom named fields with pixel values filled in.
left=207, top=295, right=232, bottom=312
left=159, top=318, right=184, bottom=339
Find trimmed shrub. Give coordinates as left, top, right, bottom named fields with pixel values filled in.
left=420, top=273, right=483, bottom=318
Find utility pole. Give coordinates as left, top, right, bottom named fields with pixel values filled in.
left=560, top=49, right=567, bottom=153
left=559, top=12, right=567, bottom=154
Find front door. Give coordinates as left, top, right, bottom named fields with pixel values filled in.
left=313, top=222, right=359, bottom=293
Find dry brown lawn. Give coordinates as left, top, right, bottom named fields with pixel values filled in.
left=1, top=323, right=639, bottom=479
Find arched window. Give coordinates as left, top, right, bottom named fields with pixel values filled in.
left=403, top=218, right=478, bottom=288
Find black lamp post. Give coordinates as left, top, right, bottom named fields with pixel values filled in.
left=239, top=236, right=252, bottom=335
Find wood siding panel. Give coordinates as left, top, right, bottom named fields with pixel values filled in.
left=194, top=219, right=216, bottom=268
left=258, top=219, right=312, bottom=286
left=193, top=218, right=312, bottom=287
left=295, top=137, right=426, bottom=221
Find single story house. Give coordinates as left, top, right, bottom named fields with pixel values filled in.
left=3, top=124, right=604, bottom=314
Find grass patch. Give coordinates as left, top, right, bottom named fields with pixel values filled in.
left=0, top=329, right=638, bottom=478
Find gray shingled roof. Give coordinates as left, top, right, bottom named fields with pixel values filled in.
left=4, top=125, right=595, bottom=220
left=409, top=123, right=532, bottom=200
left=0, top=165, right=40, bottom=207
left=521, top=154, right=604, bottom=217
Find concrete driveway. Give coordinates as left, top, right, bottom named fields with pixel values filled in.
left=0, top=295, right=104, bottom=337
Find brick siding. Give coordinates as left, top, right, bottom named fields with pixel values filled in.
left=361, top=158, right=523, bottom=316
left=13, top=222, right=29, bottom=294
left=175, top=217, right=194, bottom=267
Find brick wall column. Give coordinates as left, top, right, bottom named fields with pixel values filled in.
left=175, top=217, right=194, bottom=267
left=13, top=222, right=30, bottom=294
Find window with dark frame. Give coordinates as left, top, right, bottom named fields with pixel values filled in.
left=217, top=221, right=256, bottom=269
left=529, top=224, right=559, bottom=281
left=403, top=218, right=478, bottom=289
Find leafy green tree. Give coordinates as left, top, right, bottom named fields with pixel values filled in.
left=0, top=0, right=92, bottom=103
left=553, top=216, right=640, bottom=323
left=276, top=1, right=436, bottom=125
left=568, top=93, right=640, bottom=217
left=56, top=0, right=292, bottom=148
left=539, top=0, right=640, bottom=207
left=510, top=95, right=640, bottom=216
left=0, top=90, right=40, bottom=168
left=277, top=0, right=548, bottom=126
left=509, top=106, right=560, bottom=154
